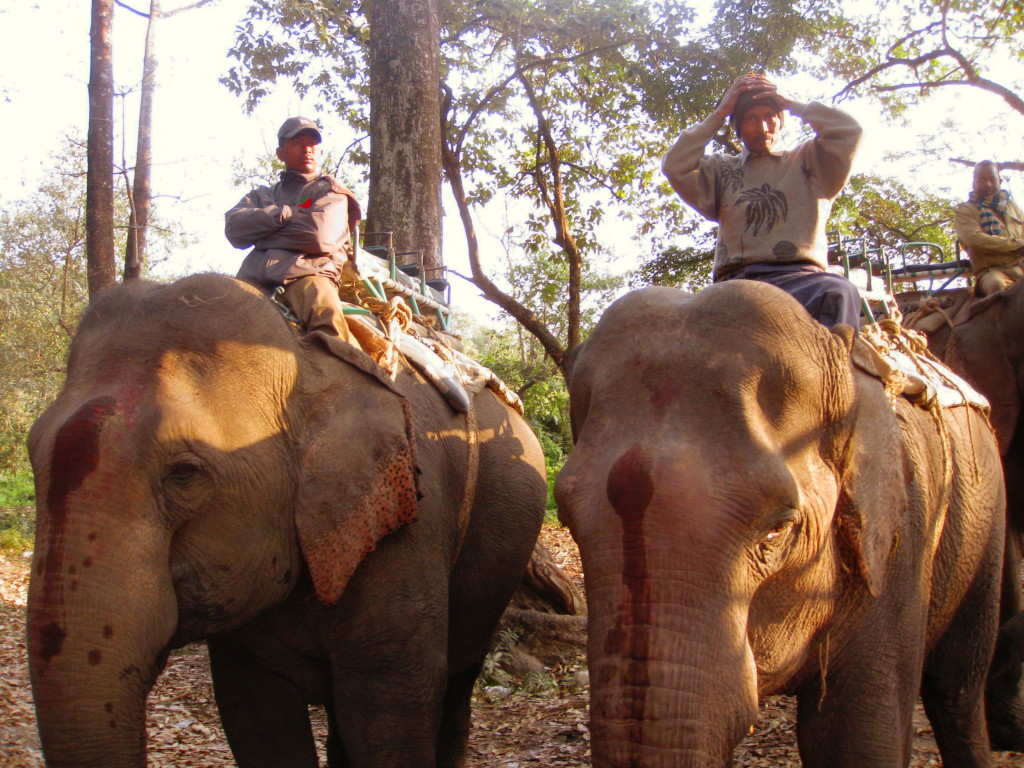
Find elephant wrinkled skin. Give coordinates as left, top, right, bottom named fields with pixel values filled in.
left=556, top=281, right=1006, bottom=768
left=900, top=280, right=1024, bottom=748
left=26, top=274, right=547, bottom=768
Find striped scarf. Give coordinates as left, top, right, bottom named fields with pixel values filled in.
left=970, top=189, right=1011, bottom=236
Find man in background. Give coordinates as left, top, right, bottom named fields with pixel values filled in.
left=955, top=160, right=1024, bottom=297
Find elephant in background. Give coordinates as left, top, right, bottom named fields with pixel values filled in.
left=900, top=279, right=1024, bottom=748
left=556, top=281, right=1006, bottom=767
left=26, top=273, right=547, bottom=768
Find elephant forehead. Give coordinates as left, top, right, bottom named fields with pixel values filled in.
left=152, top=342, right=298, bottom=449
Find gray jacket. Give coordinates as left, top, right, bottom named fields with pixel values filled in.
left=227, top=170, right=362, bottom=290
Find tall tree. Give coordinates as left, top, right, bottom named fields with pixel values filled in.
left=118, top=0, right=218, bottom=279
left=123, top=0, right=158, bottom=280
left=87, top=0, right=117, bottom=298
left=367, top=0, right=443, bottom=270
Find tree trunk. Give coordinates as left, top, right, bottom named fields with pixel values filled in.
left=498, top=541, right=588, bottom=676
left=87, top=0, right=117, bottom=299
left=366, top=0, right=443, bottom=273
left=125, top=0, right=159, bottom=280
left=515, top=540, right=585, bottom=615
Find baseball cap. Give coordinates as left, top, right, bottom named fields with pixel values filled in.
left=277, top=117, right=322, bottom=145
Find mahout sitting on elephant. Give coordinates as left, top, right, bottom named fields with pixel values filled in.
left=557, top=280, right=1006, bottom=767
left=900, top=278, right=1024, bottom=748
left=26, top=273, right=547, bottom=768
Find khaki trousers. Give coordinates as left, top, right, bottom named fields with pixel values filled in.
left=281, top=275, right=358, bottom=346
left=975, top=265, right=1024, bottom=297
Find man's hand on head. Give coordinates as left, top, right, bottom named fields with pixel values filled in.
left=714, top=74, right=775, bottom=120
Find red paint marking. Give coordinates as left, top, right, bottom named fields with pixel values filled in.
left=650, top=380, right=682, bottom=412
left=46, top=397, right=117, bottom=518
left=35, top=397, right=117, bottom=663
left=604, top=444, right=655, bottom=730
left=38, top=621, right=67, bottom=664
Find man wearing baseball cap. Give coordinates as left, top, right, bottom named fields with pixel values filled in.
left=226, top=116, right=361, bottom=347
left=662, top=73, right=864, bottom=330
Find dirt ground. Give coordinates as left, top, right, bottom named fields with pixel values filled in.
left=4, top=523, right=1024, bottom=767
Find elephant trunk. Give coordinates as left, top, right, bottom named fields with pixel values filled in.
left=566, top=445, right=759, bottom=768
left=27, top=400, right=178, bottom=767
left=585, top=566, right=759, bottom=768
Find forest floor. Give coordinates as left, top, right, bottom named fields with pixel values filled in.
left=4, top=522, right=1024, bottom=767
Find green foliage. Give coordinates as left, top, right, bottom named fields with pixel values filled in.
left=0, top=142, right=92, bottom=477
left=460, top=313, right=574, bottom=514
left=633, top=241, right=714, bottom=291
left=0, top=467, right=35, bottom=554
left=830, top=173, right=958, bottom=268
left=0, top=467, right=33, bottom=509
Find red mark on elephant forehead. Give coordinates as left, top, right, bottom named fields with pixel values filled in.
left=604, top=445, right=655, bottom=727
left=38, top=397, right=118, bottom=619
left=649, top=379, right=682, bottom=412
left=607, top=444, right=654, bottom=523
left=47, top=396, right=118, bottom=514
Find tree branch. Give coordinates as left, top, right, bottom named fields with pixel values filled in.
left=160, top=0, right=218, bottom=19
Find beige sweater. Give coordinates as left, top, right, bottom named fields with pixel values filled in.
left=662, top=101, right=862, bottom=280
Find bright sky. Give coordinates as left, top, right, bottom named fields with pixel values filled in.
left=1, top=1, right=1020, bottom=323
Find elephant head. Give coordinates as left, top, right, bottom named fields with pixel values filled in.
left=26, top=275, right=419, bottom=766
left=555, top=282, right=913, bottom=767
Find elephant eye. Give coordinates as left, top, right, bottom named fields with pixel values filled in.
left=166, top=457, right=204, bottom=486
left=753, top=509, right=800, bottom=570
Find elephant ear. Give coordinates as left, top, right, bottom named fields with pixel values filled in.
left=833, top=374, right=906, bottom=598
left=295, top=386, right=420, bottom=606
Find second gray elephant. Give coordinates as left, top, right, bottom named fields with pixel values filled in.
left=557, top=281, right=1006, bottom=767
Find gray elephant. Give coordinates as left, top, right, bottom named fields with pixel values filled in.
left=556, top=281, right=1006, bottom=767
left=26, top=273, right=546, bottom=768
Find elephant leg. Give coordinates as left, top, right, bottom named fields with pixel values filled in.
left=920, top=561, right=1000, bottom=767
left=795, top=637, right=922, bottom=767
left=323, top=702, right=350, bottom=768
left=987, top=528, right=1024, bottom=750
left=328, top=665, right=447, bottom=768
left=435, top=661, right=483, bottom=768
left=207, top=637, right=319, bottom=768
left=992, top=610, right=1024, bottom=678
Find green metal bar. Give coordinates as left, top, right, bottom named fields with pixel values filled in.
left=342, top=306, right=373, bottom=315
left=362, top=278, right=384, bottom=301
left=861, top=297, right=876, bottom=325
left=407, top=294, right=421, bottom=315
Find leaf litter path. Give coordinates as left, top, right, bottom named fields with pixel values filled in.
left=3, top=524, right=1024, bottom=767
